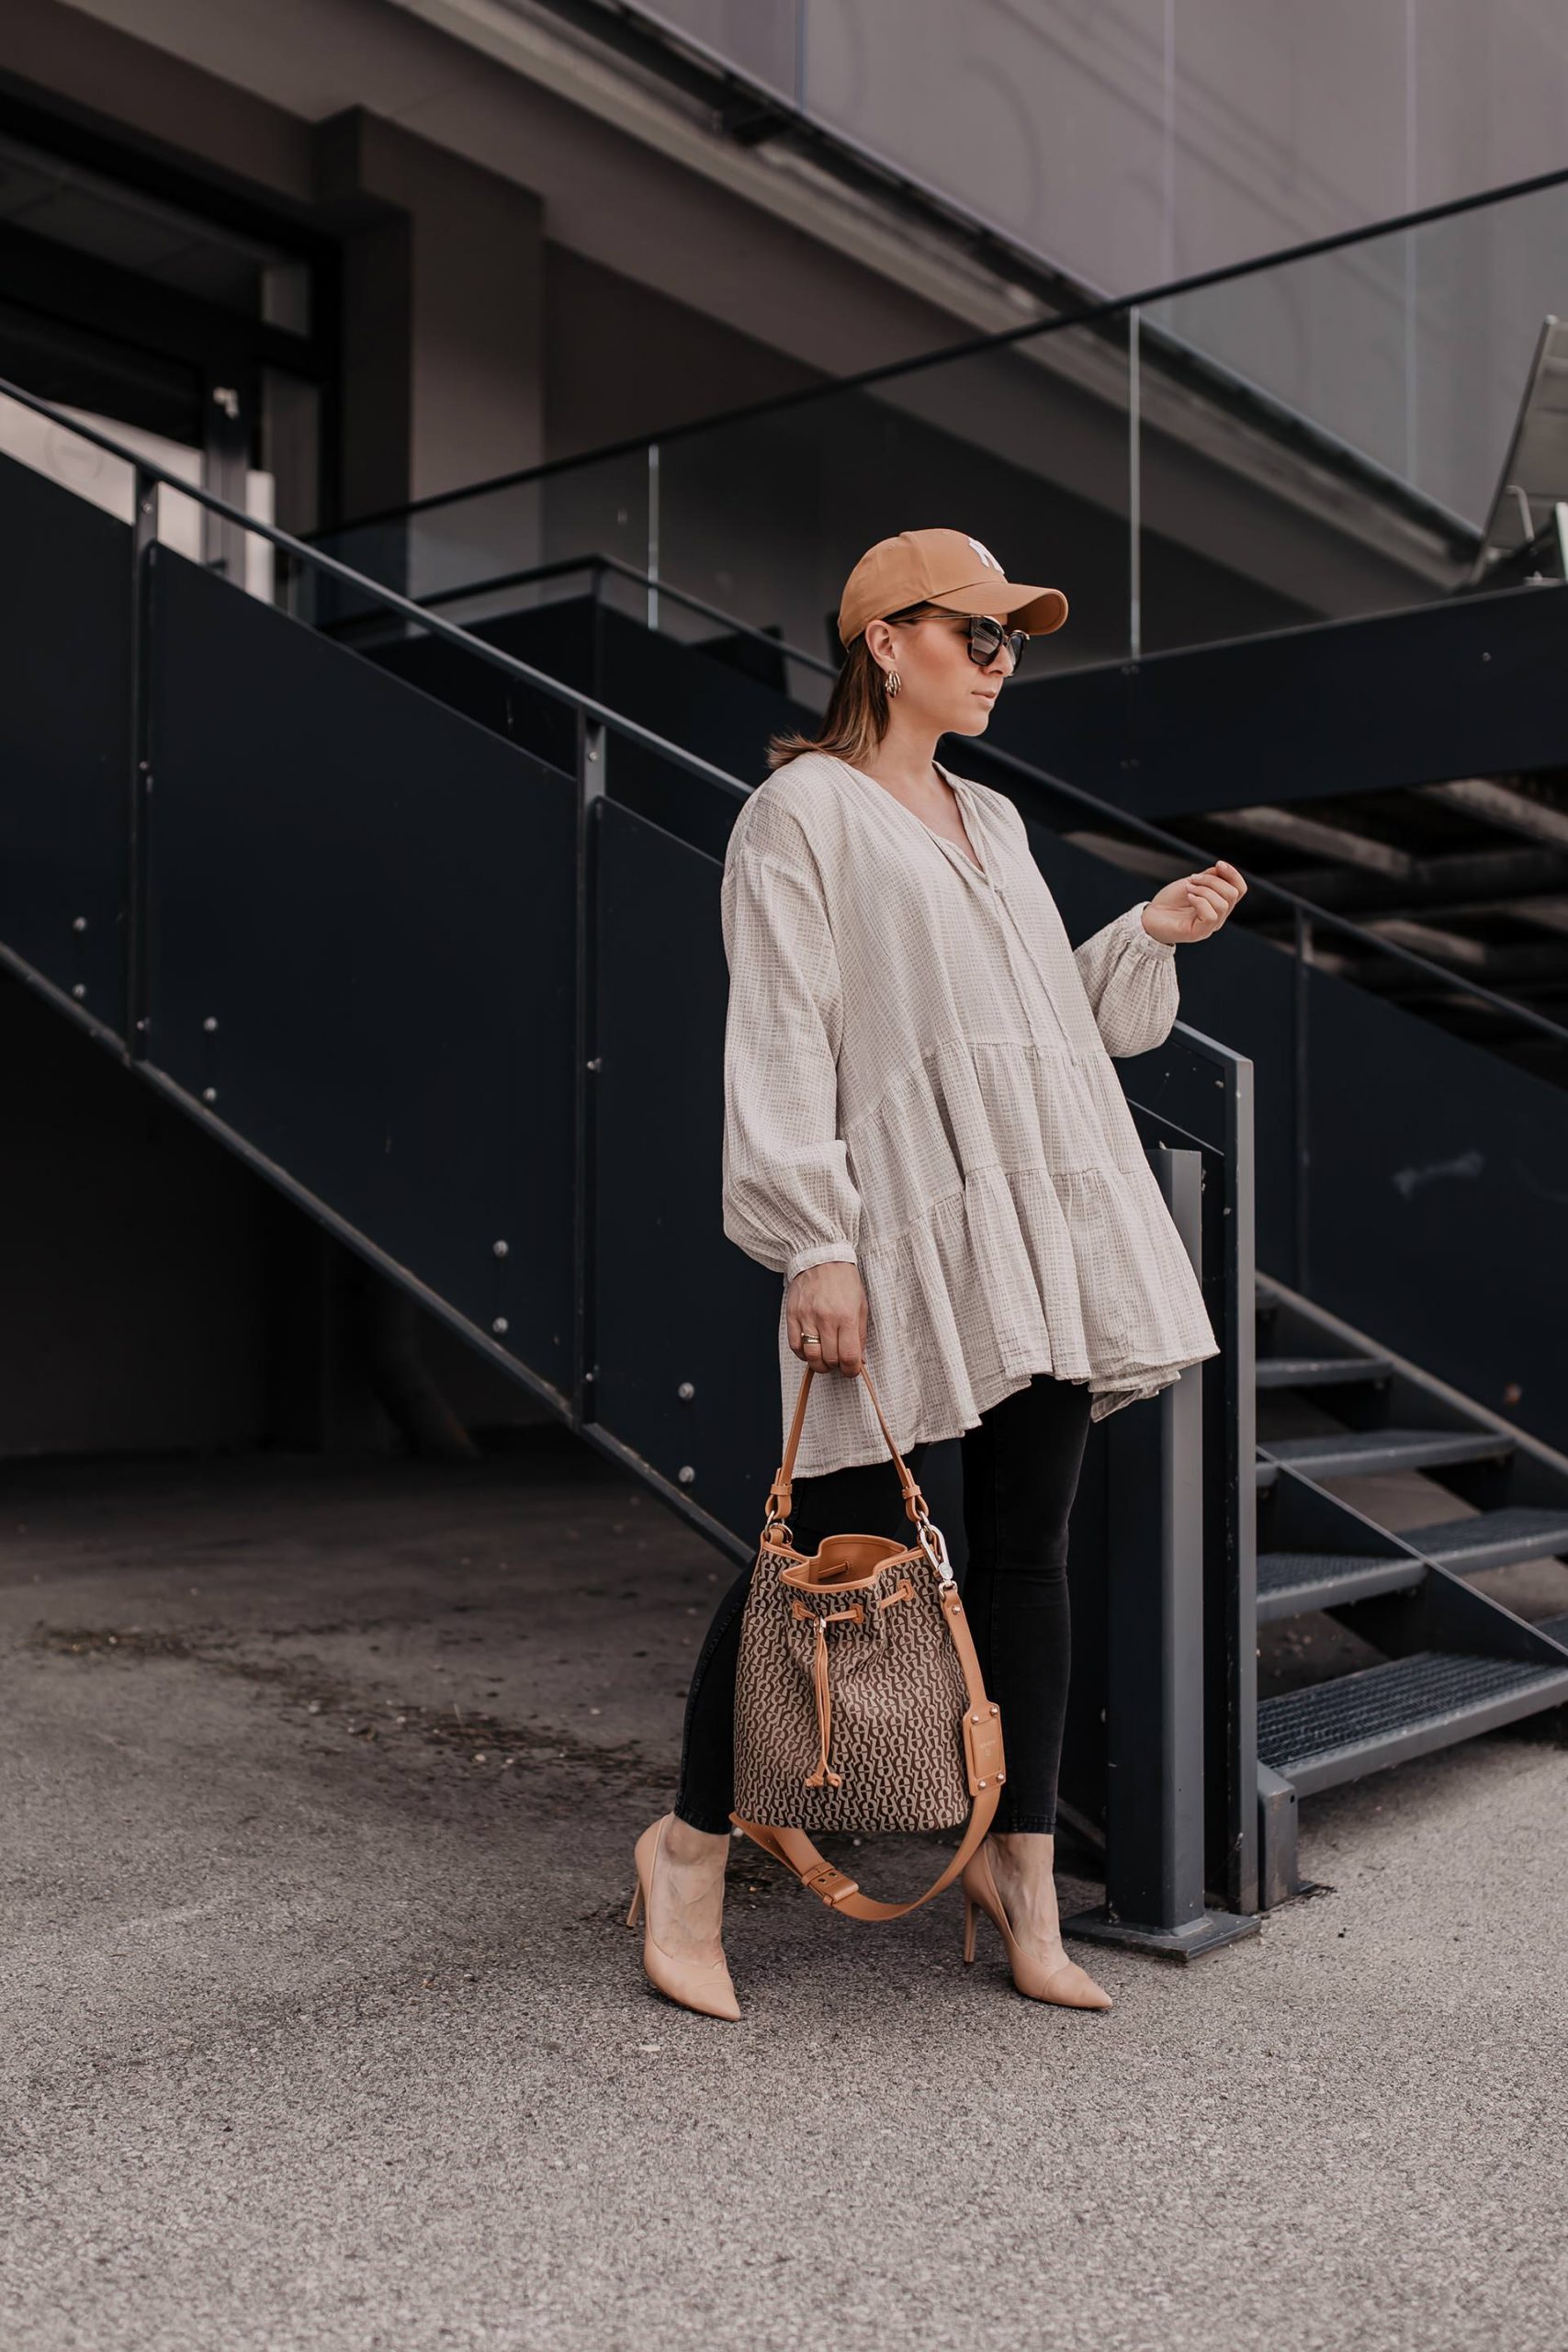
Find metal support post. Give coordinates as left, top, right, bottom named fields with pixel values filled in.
left=126, top=466, right=158, bottom=1063
left=1064, top=1147, right=1260, bottom=1960
left=572, top=710, right=606, bottom=1429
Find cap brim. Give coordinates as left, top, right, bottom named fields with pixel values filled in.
left=931, top=579, right=1069, bottom=634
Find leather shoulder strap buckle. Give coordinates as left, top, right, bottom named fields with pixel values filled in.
left=800, top=1859, right=860, bottom=1907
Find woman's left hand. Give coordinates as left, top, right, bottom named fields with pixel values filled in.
left=1141, top=859, right=1247, bottom=945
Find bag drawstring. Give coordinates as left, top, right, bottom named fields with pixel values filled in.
left=794, top=1600, right=863, bottom=1789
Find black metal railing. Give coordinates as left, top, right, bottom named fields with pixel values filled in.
left=368, top=547, right=1568, bottom=1069
left=307, top=159, right=1568, bottom=684
left=0, top=371, right=1249, bottom=1939
left=320, top=158, right=1568, bottom=548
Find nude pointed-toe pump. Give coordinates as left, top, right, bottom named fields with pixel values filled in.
left=961, top=1841, right=1113, bottom=2011
left=626, top=1814, right=741, bottom=2022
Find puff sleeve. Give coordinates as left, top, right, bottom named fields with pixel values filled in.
left=718, top=817, right=863, bottom=1284
left=1072, top=900, right=1179, bottom=1057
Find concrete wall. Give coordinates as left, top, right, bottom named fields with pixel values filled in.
left=644, top=0, right=1568, bottom=287
left=640, top=0, right=1568, bottom=528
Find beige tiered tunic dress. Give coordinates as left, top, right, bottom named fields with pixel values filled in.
left=719, top=749, right=1221, bottom=1479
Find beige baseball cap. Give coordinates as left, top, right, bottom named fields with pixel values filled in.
left=837, top=526, right=1069, bottom=648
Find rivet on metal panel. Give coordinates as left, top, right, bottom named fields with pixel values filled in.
left=492, top=1239, right=509, bottom=1258
left=492, top=1317, right=509, bottom=1336
left=678, top=1465, right=695, bottom=1485
left=72, top=916, right=87, bottom=933
left=586, top=1057, right=602, bottom=1071
left=678, top=1381, right=694, bottom=1400
left=71, top=983, right=86, bottom=1001
left=204, top=1016, right=219, bottom=1033
left=201, top=1087, right=218, bottom=1103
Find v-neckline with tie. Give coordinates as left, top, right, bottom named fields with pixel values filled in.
left=835, top=756, right=991, bottom=882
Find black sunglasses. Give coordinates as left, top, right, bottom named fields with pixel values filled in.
left=953, top=614, right=1029, bottom=670
left=886, top=602, right=1027, bottom=670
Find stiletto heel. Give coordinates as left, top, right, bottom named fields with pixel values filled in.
left=959, top=1840, right=1112, bottom=2011
left=628, top=1814, right=741, bottom=2021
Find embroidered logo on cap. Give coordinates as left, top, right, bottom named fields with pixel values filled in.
left=965, top=535, right=1003, bottom=572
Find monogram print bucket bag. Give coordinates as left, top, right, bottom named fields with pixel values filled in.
left=730, top=1358, right=1006, bottom=1921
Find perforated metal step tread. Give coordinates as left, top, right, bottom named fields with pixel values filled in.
left=1257, top=1354, right=1394, bottom=1389
left=1402, top=1507, right=1568, bottom=1573
left=1258, top=1649, right=1568, bottom=1794
left=1261, top=1428, right=1514, bottom=1477
left=1257, top=1549, right=1424, bottom=1621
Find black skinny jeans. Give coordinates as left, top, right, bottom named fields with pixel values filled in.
left=674, top=1370, right=1094, bottom=1838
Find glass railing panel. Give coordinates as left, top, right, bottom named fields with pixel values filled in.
left=1138, top=176, right=1568, bottom=651
left=312, top=451, right=649, bottom=616
left=653, top=317, right=1136, bottom=691
left=295, top=173, right=1568, bottom=678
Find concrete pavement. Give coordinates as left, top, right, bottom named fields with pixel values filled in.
left=4, top=1435, right=1565, bottom=2352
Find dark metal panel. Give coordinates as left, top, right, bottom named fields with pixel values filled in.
left=1126, top=1060, right=1258, bottom=1920
left=352, top=599, right=587, bottom=776
left=1303, top=956, right=1568, bottom=1445
left=1065, top=1150, right=1258, bottom=1955
left=365, top=601, right=744, bottom=865
left=144, top=547, right=578, bottom=1387
left=996, top=580, right=1568, bottom=816
left=0, top=453, right=130, bottom=1023
left=592, top=798, right=784, bottom=1544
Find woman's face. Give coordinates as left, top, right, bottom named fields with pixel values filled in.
left=871, top=606, right=1017, bottom=739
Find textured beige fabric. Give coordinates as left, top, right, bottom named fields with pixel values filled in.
left=719, top=750, right=1222, bottom=1479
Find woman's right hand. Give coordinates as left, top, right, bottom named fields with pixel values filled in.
left=785, top=1261, right=867, bottom=1374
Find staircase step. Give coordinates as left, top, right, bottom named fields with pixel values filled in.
left=1260, top=1428, right=1514, bottom=1478
left=1257, top=1549, right=1425, bottom=1622
left=1258, top=1649, right=1568, bottom=1794
left=1257, top=1353, right=1394, bottom=1390
left=1401, top=1506, right=1568, bottom=1574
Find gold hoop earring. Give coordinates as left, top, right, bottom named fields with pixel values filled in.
left=885, top=669, right=902, bottom=696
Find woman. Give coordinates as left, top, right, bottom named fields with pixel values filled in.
left=628, top=526, right=1245, bottom=2020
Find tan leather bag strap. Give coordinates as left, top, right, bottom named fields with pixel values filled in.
left=762, top=1360, right=935, bottom=1546
left=732, top=1578, right=1002, bottom=1918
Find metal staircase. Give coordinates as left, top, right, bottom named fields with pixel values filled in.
left=991, top=587, right=1568, bottom=1080
left=1250, top=1276, right=1568, bottom=1894
left=344, top=563, right=1568, bottom=1901
left=6, top=365, right=1568, bottom=1927
left=319, top=558, right=1568, bottom=1875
